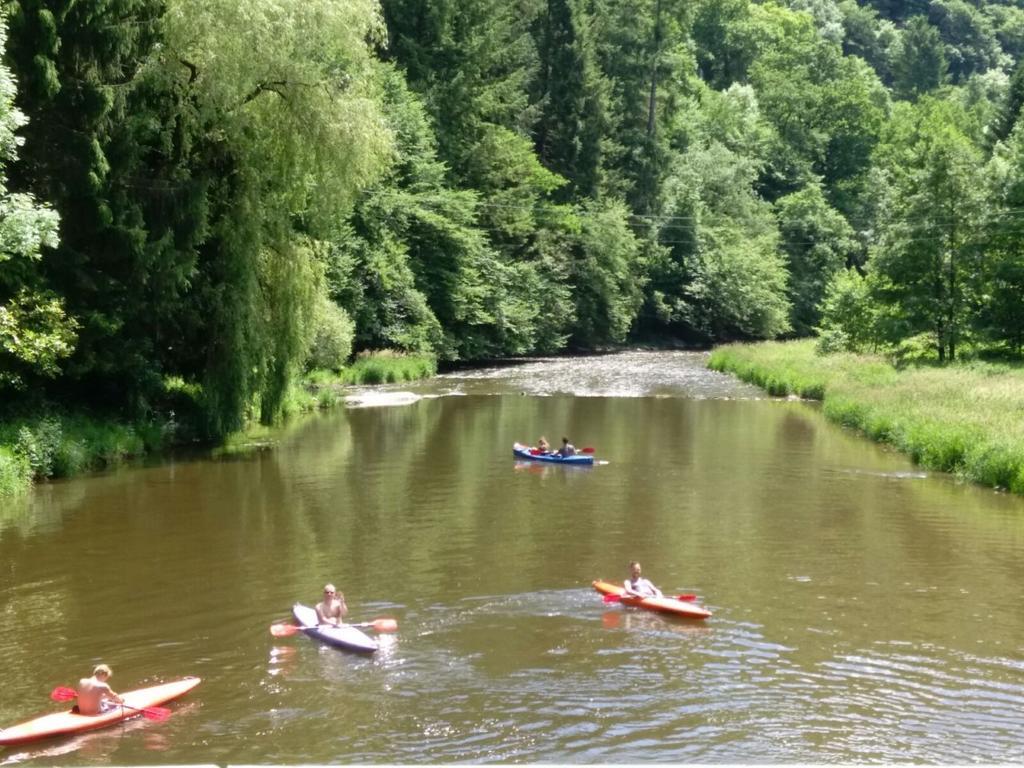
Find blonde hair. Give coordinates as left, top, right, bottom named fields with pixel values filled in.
left=93, top=664, right=112, bottom=677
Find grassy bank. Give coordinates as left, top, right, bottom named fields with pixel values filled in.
left=0, top=414, right=170, bottom=496
left=0, top=352, right=438, bottom=497
left=708, top=340, right=1024, bottom=494
left=297, top=351, right=438, bottom=410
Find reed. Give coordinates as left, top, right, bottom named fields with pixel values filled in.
left=709, top=340, right=1024, bottom=494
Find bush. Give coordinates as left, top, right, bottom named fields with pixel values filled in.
left=0, top=447, right=31, bottom=496
left=307, top=299, right=355, bottom=372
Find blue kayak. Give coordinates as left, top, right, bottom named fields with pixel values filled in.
left=513, top=442, right=594, bottom=465
left=292, top=603, right=378, bottom=653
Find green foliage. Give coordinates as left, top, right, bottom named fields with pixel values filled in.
left=307, top=298, right=355, bottom=373
left=339, top=351, right=437, bottom=385
left=817, top=267, right=879, bottom=352
left=0, top=12, right=72, bottom=390
left=927, top=0, right=1003, bottom=83
left=891, top=16, right=948, bottom=100
left=570, top=201, right=644, bottom=346
left=775, top=184, right=857, bottom=335
left=870, top=97, right=986, bottom=362
left=0, top=445, right=30, bottom=495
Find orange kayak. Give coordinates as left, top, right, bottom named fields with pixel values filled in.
left=593, top=580, right=711, bottom=620
left=0, top=677, right=200, bottom=747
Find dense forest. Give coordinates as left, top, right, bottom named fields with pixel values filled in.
left=3, top=0, right=1024, bottom=438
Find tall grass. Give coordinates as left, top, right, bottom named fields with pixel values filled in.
left=340, top=351, right=438, bottom=385
left=0, top=413, right=168, bottom=494
left=304, top=351, right=437, bottom=394
left=709, top=340, right=1024, bottom=494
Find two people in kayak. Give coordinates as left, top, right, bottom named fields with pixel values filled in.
left=536, top=436, right=577, bottom=456
left=75, top=664, right=124, bottom=715
left=315, top=583, right=349, bottom=625
left=624, top=561, right=663, bottom=598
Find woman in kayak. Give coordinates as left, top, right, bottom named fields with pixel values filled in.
left=537, top=436, right=550, bottom=453
left=316, top=583, right=349, bottom=625
left=624, top=561, right=663, bottom=598
left=76, top=664, right=124, bottom=715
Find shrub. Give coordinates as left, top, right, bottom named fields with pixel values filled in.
left=308, top=299, right=355, bottom=372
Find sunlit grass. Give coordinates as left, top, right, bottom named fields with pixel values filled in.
left=709, top=340, right=1024, bottom=494
left=305, top=351, right=437, bottom=391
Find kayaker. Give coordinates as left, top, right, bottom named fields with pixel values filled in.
left=557, top=437, right=577, bottom=456
left=316, top=583, right=349, bottom=626
left=75, top=664, right=124, bottom=716
left=624, top=561, right=663, bottom=598
left=537, top=436, right=550, bottom=453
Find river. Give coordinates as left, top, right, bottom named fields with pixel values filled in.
left=1, top=351, right=1022, bottom=764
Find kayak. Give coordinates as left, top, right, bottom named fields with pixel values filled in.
left=593, top=580, right=712, bottom=620
left=513, top=442, right=594, bottom=465
left=0, top=677, right=201, bottom=747
left=292, top=603, right=378, bottom=653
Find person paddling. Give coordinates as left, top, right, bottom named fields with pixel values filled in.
left=557, top=436, right=577, bottom=457
left=624, top=561, right=663, bottom=598
left=315, top=583, right=348, bottom=626
left=76, top=664, right=124, bottom=715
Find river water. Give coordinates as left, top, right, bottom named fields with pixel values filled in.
left=1, top=351, right=1022, bottom=764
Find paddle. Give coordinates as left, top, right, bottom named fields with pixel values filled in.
left=528, top=447, right=595, bottom=455
left=49, top=687, right=172, bottom=721
left=269, top=618, right=398, bottom=637
left=603, top=592, right=697, bottom=603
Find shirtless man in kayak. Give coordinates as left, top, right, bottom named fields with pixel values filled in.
left=76, top=664, right=124, bottom=716
left=316, top=583, right=348, bottom=626
left=624, top=561, right=663, bottom=598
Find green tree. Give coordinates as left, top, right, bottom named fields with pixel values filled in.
left=870, top=98, right=986, bottom=362
left=980, top=121, right=1024, bottom=353
left=775, top=183, right=857, bottom=335
left=816, top=267, right=879, bottom=352
left=891, top=16, right=948, bottom=101
left=927, top=0, right=1003, bottom=84
left=0, top=12, right=72, bottom=390
left=837, top=0, right=898, bottom=83
left=4, top=0, right=195, bottom=409
left=532, top=0, right=610, bottom=201
left=569, top=200, right=644, bottom=346
left=160, top=0, right=392, bottom=432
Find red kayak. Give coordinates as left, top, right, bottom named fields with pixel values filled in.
left=0, top=677, right=201, bottom=747
left=593, top=580, right=711, bottom=620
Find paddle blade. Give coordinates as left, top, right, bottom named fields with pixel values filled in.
left=269, top=623, right=303, bottom=637
left=581, top=447, right=595, bottom=454
left=676, top=594, right=697, bottom=602
left=50, top=686, right=78, bottom=702
left=602, top=593, right=622, bottom=603
left=371, top=618, right=398, bottom=633
left=139, top=705, right=172, bottom=721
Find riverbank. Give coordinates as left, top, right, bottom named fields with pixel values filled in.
left=0, top=351, right=437, bottom=496
left=708, top=340, right=1024, bottom=495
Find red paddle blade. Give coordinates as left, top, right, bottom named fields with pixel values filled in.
left=371, top=618, right=398, bottom=633
left=50, top=686, right=78, bottom=702
left=581, top=447, right=595, bottom=453
left=269, top=623, right=303, bottom=637
left=602, top=593, right=622, bottom=603
left=676, top=594, right=697, bottom=602
left=138, top=705, right=172, bottom=721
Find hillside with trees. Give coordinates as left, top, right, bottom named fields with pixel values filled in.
left=2, top=0, right=1024, bottom=441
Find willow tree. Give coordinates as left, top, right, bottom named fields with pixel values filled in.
left=159, top=0, right=391, bottom=432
